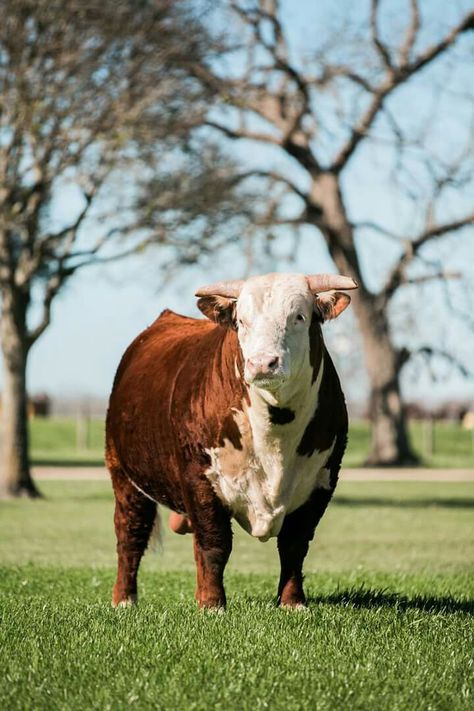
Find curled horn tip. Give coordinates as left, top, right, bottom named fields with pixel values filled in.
left=306, top=274, right=358, bottom=292
left=195, top=279, right=244, bottom=298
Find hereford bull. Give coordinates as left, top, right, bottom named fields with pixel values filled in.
left=106, top=272, right=357, bottom=610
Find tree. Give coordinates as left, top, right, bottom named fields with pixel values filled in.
left=0, top=0, right=247, bottom=497
left=192, top=0, right=474, bottom=464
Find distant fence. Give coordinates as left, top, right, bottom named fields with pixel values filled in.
left=74, top=413, right=99, bottom=452
left=418, top=417, right=474, bottom=457
left=21, top=413, right=474, bottom=466
left=28, top=413, right=105, bottom=462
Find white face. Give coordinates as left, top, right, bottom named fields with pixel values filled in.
left=236, top=273, right=315, bottom=391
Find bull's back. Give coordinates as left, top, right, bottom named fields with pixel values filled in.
left=106, top=310, right=241, bottom=503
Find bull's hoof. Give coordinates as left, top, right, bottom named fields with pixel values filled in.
left=169, top=512, right=193, bottom=535
left=278, top=591, right=307, bottom=609
left=198, top=601, right=226, bottom=613
left=111, top=590, right=137, bottom=608
left=279, top=602, right=308, bottom=611
left=196, top=591, right=226, bottom=612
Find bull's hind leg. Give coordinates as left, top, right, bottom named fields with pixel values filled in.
left=277, top=488, right=333, bottom=608
left=110, top=470, right=157, bottom=607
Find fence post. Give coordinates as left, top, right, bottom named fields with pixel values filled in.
left=76, top=412, right=90, bottom=451
left=422, top=418, right=434, bottom=458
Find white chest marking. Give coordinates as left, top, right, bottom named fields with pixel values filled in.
left=204, top=360, right=335, bottom=541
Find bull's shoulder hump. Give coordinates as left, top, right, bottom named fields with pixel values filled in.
left=127, top=310, right=217, bottom=352
left=150, top=309, right=214, bottom=332
left=111, top=309, right=238, bottom=392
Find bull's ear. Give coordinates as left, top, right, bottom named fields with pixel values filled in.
left=197, top=296, right=237, bottom=329
left=314, top=291, right=351, bottom=321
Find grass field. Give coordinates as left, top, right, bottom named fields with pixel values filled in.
left=1, top=480, right=473, bottom=710
left=29, top=417, right=474, bottom=468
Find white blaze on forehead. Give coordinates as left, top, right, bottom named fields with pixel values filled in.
left=237, top=273, right=312, bottom=322
left=236, top=273, right=315, bottom=387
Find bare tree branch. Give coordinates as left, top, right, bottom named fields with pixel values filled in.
left=410, top=346, right=472, bottom=378
left=383, top=214, right=474, bottom=299
left=354, top=221, right=404, bottom=242
left=27, top=268, right=71, bottom=346
left=404, top=10, right=474, bottom=74
left=235, top=168, right=308, bottom=201
left=398, top=0, right=421, bottom=66
left=392, top=269, right=462, bottom=290
left=205, top=120, right=280, bottom=145
left=331, top=7, right=473, bottom=172
left=370, top=0, right=394, bottom=70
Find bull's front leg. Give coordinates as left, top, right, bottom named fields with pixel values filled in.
left=185, top=483, right=233, bottom=610
left=277, top=488, right=333, bottom=608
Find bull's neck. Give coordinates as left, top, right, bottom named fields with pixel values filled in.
left=246, top=349, right=325, bottom=437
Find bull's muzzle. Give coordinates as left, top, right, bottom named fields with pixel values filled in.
left=245, top=353, right=281, bottom=382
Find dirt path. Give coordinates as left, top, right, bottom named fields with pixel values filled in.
left=33, top=466, right=474, bottom=482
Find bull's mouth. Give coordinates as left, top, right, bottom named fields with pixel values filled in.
left=245, top=372, right=286, bottom=390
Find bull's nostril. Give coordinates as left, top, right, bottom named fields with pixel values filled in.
left=268, top=357, right=279, bottom=370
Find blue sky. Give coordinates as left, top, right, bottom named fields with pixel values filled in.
left=1, top=0, right=473, bottom=406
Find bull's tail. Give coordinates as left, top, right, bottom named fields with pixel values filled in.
left=148, top=506, right=163, bottom=552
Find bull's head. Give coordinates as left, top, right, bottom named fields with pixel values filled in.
left=196, top=273, right=357, bottom=395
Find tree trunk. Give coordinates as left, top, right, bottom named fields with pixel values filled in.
left=354, top=294, right=419, bottom=465
left=310, top=172, right=419, bottom=465
left=0, top=290, right=41, bottom=498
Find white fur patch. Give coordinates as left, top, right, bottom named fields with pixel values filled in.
left=315, top=467, right=332, bottom=491
left=205, top=357, right=335, bottom=541
left=205, top=273, right=340, bottom=541
left=237, top=273, right=315, bottom=391
left=206, top=274, right=335, bottom=541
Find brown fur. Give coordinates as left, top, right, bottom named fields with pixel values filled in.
left=106, top=307, right=348, bottom=609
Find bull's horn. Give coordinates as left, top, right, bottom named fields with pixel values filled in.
left=195, top=279, right=245, bottom=299
left=306, top=274, right=358, bottom=292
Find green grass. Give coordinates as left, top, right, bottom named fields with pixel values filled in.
left=344, top=420, right=474, bottom=468
left=1, top=480, right=473, bottom=709
left=30, top=417, right=105, bottom=465
left=29, top=417, right=474, bottom=468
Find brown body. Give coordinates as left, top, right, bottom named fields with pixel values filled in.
left=106, top=281, right=350, bottom=609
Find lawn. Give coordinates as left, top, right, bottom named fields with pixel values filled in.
left=29, top=417, right=474, bottom=468
left=1, top=480, right=473, bottom=710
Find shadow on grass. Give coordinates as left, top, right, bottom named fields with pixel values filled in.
left=333, top=497, right=474, bottom=509
left=309, top=587, right=474, bottom=614
left=60, top=491, right=112, bottom=502
left=32, top=459, right=104, bottom=468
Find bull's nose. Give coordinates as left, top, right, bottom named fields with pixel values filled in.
left=246, top=354, right=280, bottom=379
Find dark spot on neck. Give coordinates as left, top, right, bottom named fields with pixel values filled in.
left=268, top=405, right=295, bottom=425
left=297, top=351, right=348, bottom=458
left=309, top=313, right=323, bottom=383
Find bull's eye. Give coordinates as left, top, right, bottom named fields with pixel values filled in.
left=295, top=313, right=306, bottom=323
